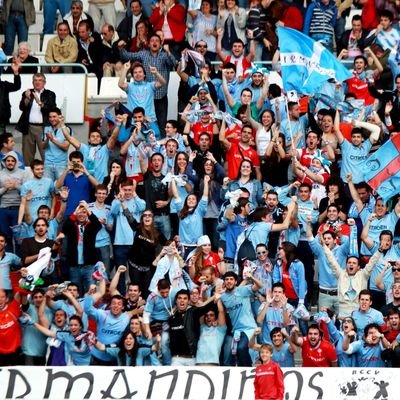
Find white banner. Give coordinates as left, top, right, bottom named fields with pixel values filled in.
left=0, top=366, right=394, bottom=400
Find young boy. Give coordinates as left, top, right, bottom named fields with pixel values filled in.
left=254, top=343, right=284, bottom=400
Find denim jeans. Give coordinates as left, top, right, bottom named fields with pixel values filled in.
left=154, top=215, right=171, bottom=240
left=0, top=206, right=19, bottom=252
left=69, top=265, right=94, bottom=297
left=161, top=323, right=171, bottom=366
left=113, top=244, right=130, bottom=295
left=44, top=163, right=68, bottom=182
left=4, top=14, right=28, bottom=55
left=43, top=0, right=72, bottom=34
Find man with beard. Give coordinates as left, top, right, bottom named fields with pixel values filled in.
left=291, top=323, right=337, bottom=367
left=220, top=271, right=263, bottom=366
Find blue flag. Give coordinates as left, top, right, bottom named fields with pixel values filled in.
left=277, top=27, right=352, bottom=95
left=364, top=134, right=400, bottom=203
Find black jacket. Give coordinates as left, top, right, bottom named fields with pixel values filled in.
left=0, top=74, right=21, bottom=124
left=337, top=28, right=374, bottom=55
left=16, top=87, right=56, bottom=134
left=62, top=213, right=102, bottom=266
left=168, top=303, right=214, bottom=356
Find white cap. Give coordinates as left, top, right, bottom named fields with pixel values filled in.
left=197, top=235, right=211, bottom=247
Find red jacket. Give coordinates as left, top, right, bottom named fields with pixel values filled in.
left=254, top=362, right=284, bottom=400
left=282, top=6, right=304, bottom=31
left=149, top=4, right=186, bottom=42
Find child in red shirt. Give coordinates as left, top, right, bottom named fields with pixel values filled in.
left=254, top=343, right=284, bottom=400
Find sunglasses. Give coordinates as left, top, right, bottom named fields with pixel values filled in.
left=196, top=44, right=207, bottom=48
left=343, top=319, right=353, bottom=324
left=393, top=268, right=400, bottom=272
left=257, top=251, right=267, bottom=255
left=143, top=213, right=153, bottom=217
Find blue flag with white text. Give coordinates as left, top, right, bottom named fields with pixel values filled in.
left=277, top=27, right=353, bottom=95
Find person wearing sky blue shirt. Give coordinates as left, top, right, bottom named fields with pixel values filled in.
left=89, top=185, right=112, bottom=274
left=280, top=102, right=308, bottom=151
left=361, top=226, right=400, bottom=309
left=21, top=289, right=54, bottom=365
left=119, top=61, right=166, bottom=138
left=334, top=120, right=380, bottom=184
left=347, top=174, right=400, bottom=257
left=20, top=159, right=56, bottom=220
left=83, top=278, right=137, bottom=365
left=107, top=179, right=146, bottom=294
left=306, top=218, right=349, bottom=312
left=170, top=175, right=209, bottom=255
left=0, top=232, right=21, bottom=291
left=196, top=299, right=227, bottom=365
left=343, top=323, right=390, bottom=367
left=42, top=108, right=72, bottom=181
left=143, top=279, right=179, bottom=366
left=34, top=315, right=92, bottom=366
left=60, top=117, right=120, bottom=184
left=350, top=290, right=385, bottom=338
left=220, top=271, right=263, bottom=367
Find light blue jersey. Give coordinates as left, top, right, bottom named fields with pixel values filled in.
left=53, top=299, right=88, bottom=330
left=326, top=320, right=357, bottom=367
left=0, top=252, right=21, bottom=290
left=22, top=304, right=53, bottom=357
left=196, top=325, right=227, bottom=364
left=351, top=308, right=385, bottom=338
left=126, top=81, right=157, bottom=120
left=346, top=340, right=385, bottom=367
left=280, top=115, right=308, bottom=149
left=108, top=197, right=146, bottom=245
left=21, top=177, right=55, bottom=219
left=368, top=242, right=400, bottom=292
left=340, top=139, right=372, bottom=184
left=83, top=296, right=130, bottom=362
left=360, top=209, right=399, bottom=256
left=80, top=143, right=111, bottom=184
left=176, top=197, right=208, bottom=245
left=88, top=202, right=111, bottom=247
left=258, top=302, right=294, bottom=344
left=221, top=285, right=257, bottom=338
left=144, top=288, right=178, bottom=322
left=272, top=342, right=295, bottom=367
left=43, top=125, right=71, bottom=166
left=309, top=237, right=349, bottom=288
left=56, top=331, right=91, bottom=366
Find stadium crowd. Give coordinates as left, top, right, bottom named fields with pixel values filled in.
left=2, top=0, right=400, bottom=374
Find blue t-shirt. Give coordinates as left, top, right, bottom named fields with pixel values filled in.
left=56, top=331, right=91, bottom=366
left=64, top=173, right=92, bottom=216
left=88, top=202, right=111, bottom=247
left=126, top=81, right=157, bottom=120
left=272, top=342, right=295, bottom=367
left=0, top=252, right=21, bottom=290
left=42, top=125, right=72, bottom=165
left=53, top=299, right=88, bottom=330
left=144, top=288, right=178, bottom=322
left=340, top=139, right=372, bottom=184
left=196, top=324, right=227, bottom=364
left=221, top=285, right=257, bottom=335
left=83, top=296, right=130, bottom=361
left=351, top=308, right=385, bottom=338
left=80, top=143, right=111, bottom=184
left=360, top=209, right=399, bottom=255
left=347, top=340, right=385, bottom=367
left=108, top=197, right=146, bottom=245
left=176, top=198, right=208, bottom=245
left=21, top=177, right=55, bottom=219
left=22, top=304, right=53, bottom=357
left=225, top=215, right=247, bottom=259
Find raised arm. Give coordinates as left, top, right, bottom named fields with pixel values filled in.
left=360, top=214, right=375, bottom=250
left=61, top=124, right=81, bottom=149
left=345, top=173, right=364, bottom=213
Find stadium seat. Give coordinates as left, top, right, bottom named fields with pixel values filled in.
left=99, top=76, right=127, bottom=99
left=87, top=73, right=99, bottom=98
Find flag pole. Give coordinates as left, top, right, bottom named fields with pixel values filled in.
left=284, top=95, right=295, bottom=150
